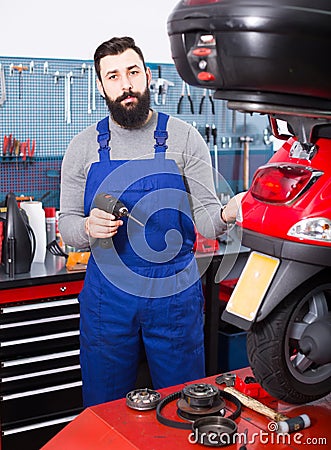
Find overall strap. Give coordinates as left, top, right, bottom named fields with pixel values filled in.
left=154, top=112, right=169, bottom=155
left=96, top=116, right=111, bottom=162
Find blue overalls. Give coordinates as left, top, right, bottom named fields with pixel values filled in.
left=79, top=112, right=205, bottom=407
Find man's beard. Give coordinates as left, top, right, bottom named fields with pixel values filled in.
left=105, top=88, right=151, bottom=129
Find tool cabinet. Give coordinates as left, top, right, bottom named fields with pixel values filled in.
left=0, top=278, right=84, bottom=450
left=0, top=237, right=248, bottom=449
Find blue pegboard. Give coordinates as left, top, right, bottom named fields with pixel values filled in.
left=0, top=56, right=272, bottom=209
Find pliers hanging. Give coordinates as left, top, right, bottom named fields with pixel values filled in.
left=199, top=88, right=215, bottom=115
left=177, top=81, right=194, bottom=114
left=149, top=66, right=174, bottom=106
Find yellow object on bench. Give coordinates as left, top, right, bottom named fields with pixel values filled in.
left=66, top=252, right=90, bottom=271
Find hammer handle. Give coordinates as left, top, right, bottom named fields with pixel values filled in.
left=224, top=387, right=288, bottom=422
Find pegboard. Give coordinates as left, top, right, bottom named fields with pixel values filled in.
left=0, top=56, right=273, bottom=208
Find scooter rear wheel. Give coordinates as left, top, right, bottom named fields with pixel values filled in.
left=247, top=270, right=331, bottom=404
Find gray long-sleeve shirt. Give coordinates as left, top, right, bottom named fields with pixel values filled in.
left=59, top=110, right=226, bottom=249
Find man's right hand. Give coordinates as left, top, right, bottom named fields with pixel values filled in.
left=85, top=208, right=123, bottom=238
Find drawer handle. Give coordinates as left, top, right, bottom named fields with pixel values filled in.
left=1, top=330, right=79, bottom=347
left=1, top=298, right=78, bottom=314
left=0, top=314, right=80, bottom=329
left=1, top=380, right=82, bottom=400
left=1, top=364, right=81, bottom=383
left=3, top=349, right=80, bottom=367
left=2, top=414, right=78, bottom=435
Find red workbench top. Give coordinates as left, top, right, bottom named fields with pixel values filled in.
left=42, top=367, right=330, bottom=449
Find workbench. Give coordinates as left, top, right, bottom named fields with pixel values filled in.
left=41, top=366, right=331, bottom=449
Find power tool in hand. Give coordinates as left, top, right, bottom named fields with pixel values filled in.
left=94, top=193, right=144, bottom=226
left=94, top=193, right=144, bottom=249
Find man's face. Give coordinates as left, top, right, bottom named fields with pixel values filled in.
left=97, top=49, right=152, bottom=128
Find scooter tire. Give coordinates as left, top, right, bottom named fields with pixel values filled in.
left=247, top=270, right=331, bottom=404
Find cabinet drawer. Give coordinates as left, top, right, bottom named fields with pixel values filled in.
left=0, top=365, right=81, bottom=394
left=2, top=410, right=82, bottom=450
left=1, top=350, right=80, bottom=378
left=0, top=280, right=84, bottom=303
left=0, top=332, right=80, bottom=359
left=0, top=314, right=80, bottom=341
left=0, top=298, right=80, bottom=324
left=1, top=382, right=83, bottom=424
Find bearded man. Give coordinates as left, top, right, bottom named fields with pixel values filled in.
left=59, top=36, right=244, bottom=407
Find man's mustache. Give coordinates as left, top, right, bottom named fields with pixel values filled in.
left=116, top=91, right=139, bottom=103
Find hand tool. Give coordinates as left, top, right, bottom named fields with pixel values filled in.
left=47, top=239, right=69, bottom=258
left=8, top=135, right=15, bottom=158
left=65, top=72, right=73, bottom=124
left=27, top=138, right=36, bottom=162
left=2, top=135, right=6, bottom=157
left=92, top=66, right=96, bottom=111
left=14, top=139, right=20, bottom=170
left=43, top=61, right=49, bottom=75
left=177, top=81, right=194, bottom=114
left=240, top=135, right=253, bottom=190
left=20, top=141, right=27, bottom=167
left=216, top=373, right=311, bottom=433
left=211, top=124, right=219, bottom=192
left=94, top=193, right=144, bottom=249
left=2, top=134, right=11, bottom=158
left=10, top=64, right=28, bottom=100
left=0, top=63, right=7, bottom=106
left=94, top=193, right=144, bottom=227
left=205, top=123, right=211, bottom=145
left=150, top=66, right=174, bottom=105
left=199, top=88, right=215, bottom=115
left=87, top=65, right=92, bottom=114
left=205, top=124, right=214, bottom=184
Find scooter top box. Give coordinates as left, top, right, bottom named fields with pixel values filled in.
left=168, top=0, right=331, bottom=110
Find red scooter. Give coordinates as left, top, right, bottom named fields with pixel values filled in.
left=168, top=0, right=331, bottom=403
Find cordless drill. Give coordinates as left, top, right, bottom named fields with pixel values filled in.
left=94, top=193, right=143, bottom=248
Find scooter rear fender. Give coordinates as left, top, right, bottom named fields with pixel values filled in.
left=222, top=229, right=328, bottom=330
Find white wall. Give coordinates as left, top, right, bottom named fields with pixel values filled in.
left=1, top=0, right=180, bottom=62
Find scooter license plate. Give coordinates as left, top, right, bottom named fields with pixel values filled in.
left=226, top=251, right=280, bottom=321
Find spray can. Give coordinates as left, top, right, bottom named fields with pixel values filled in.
left=44, top=207, right=56, bottom=244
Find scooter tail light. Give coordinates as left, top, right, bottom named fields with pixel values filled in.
left=250, top=164, right=320, bottom=204
left=288, top=218, right=331, bottom=243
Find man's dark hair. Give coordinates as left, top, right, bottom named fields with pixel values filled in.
left=94, top=36, right=147, bottom=81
